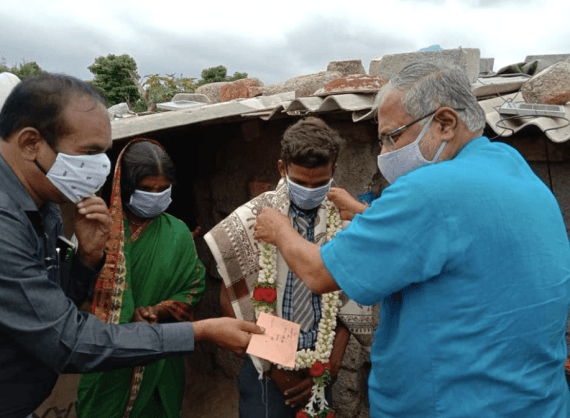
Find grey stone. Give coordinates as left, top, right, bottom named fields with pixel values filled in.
left=107, top=102, right=135, bottom=119
left=479, top=58, right=495, bottom=75
left=0, top=72, right=20, bottom=109
left=341, top=336, right=370, bottom=370
left=327, top=59, right=366, bottom=76
left=172, top=93, right=211, bottom=104
left=369, top=48, right=481, bottom=83
left=521, top=61, right=570, bottom=104
left=526, top=54, right=570, bottom=65
left=262, top=71, right=343, bottom=97
left=195, top=81, right=230, bottom=104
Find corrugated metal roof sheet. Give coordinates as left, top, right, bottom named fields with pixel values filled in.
left=111, top=77, right=570, bottom=143
left=480, top=93, right=570, bottom=143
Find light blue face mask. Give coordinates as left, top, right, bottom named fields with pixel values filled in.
left=127, top=186, right=172, bottom=219
left=286, top=176, right=332, bottom=210
left=376, top=114, right=446, bottom=184
left=37, top=152, right=111, bottom=204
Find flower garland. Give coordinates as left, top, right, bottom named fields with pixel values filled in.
left=251, top=200, right=341, bottom=418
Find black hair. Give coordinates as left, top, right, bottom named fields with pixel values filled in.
left=280, top=117, right=345, bottom=169
left=0, top=74, right=107, bottom=148
left=120, top=140, right=176, bottom=207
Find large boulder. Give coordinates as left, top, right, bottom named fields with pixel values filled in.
left=313, top=74, right=389, bottom=96
left=0, top=72, right=20, bottom=109
left=326, top=59, right=366, bottom=76
left=521, top=61, right=570, bottom=104
left=262, top=71, right=342, bottom=98
left=219, top=78, right=264, bottom=102
left=195, top=81, right=230, bottom=104
left=369, top=48, right=481, bottom=83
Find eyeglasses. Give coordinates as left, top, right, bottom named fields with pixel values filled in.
left=378, top=108, right=465, bottom=148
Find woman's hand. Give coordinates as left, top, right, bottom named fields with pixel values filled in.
left=132, top=305, right=169, bottom=324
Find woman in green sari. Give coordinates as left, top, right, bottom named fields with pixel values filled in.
left=77, top=138, right=206, bottom=418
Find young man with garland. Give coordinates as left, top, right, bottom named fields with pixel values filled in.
left=205, top=117, right=375, bottom=418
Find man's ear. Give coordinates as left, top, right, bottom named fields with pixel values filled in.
left=278, top=160, right=286, bottom=178
left=15, top=128, right=44, bottom=162
left=434, top=108, right=459, bottom=142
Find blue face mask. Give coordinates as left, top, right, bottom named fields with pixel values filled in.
left=127, top=186, right=172, bottom=219
left=286, top=176, right=332, bottom=210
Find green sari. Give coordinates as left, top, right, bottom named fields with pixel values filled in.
left=77, top=214, right=206, bottom=418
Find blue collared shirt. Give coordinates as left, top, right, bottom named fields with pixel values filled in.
left=0, top=154, right=194, bottom=418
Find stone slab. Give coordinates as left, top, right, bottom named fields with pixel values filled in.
left=525, top=54, right=570, bottom=65
left=369, top=48, right=481, bottom=83
left=479, top=58, right=494, bottom=74
left=219, top=78, right=264, bottom=102
left=521, top=61, right=570, bottom=104
left=262, top=71, right=342, bottom=97
left=326, top=59, right=366, bottom=75
left=313, top=74, right=388, bottom=96
left=195, top=81, right=230, bottom=104
left=172, top=93, right=210, bottom=104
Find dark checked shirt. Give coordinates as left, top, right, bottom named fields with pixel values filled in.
left=0, top=154, right=194, bottom=418
left=282, top=203, right=322, bottom=349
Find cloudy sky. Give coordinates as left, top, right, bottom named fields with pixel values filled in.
left=1, top=0, right=568, bottom=85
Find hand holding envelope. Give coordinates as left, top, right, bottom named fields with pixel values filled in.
left=247, top=312, right=300, bottom=368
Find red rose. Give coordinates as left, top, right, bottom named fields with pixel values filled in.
left=253, top=287, right=265, bottom=302
left=326, top=412, right=336, bottom=418
left=324, top=362, right=331, bottom=370
left=296, top=410, right=309, bottom=418
left=262, top=287, right=277, bottom=303
left=310, top=361, right=325, bottom=377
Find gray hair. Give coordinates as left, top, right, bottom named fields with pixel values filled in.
left=373, top=62, right=486, bottom=133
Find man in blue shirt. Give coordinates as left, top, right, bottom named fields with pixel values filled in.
left=0, top=74, right=262, bottom=418
left=254, top=63, right=570, bottom=417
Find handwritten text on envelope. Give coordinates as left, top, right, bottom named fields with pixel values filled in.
left=246, top=312, right=300, bottom=368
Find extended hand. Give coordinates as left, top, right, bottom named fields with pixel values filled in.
left=284, top=376, right=314, bottom=407
left=253, top=208, right=292, bottom=244
left=74, top=197, right=111, bottom=268
left=327, top=187, right=368, bottom=221
left=193, top=318, right=265, bottom=354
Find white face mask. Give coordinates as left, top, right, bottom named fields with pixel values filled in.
left=37, top=152, right=111, bottom=204
left=286, top=176, right=332, bottom=210
left=127, top=186, right=172, bottom=219
left=376, top=114, right=446, bottom=184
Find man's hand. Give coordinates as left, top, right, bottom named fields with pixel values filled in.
left=254, top=208, right=292, bottom=244
left=284, top=375, right=314, bottom=407
left=327, top=187, right=368, bottom=221
left=193, top=318, right=264, bottom=354
left=74, top=197, right=111, bottom=268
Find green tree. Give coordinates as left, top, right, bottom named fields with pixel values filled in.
left=196, top=65, right=248, bottom=87
left=128, top=72, right=196, bottom=113
left=88, top=54, right=141, bottom=106
left=0, top=60, right=45, bottom=78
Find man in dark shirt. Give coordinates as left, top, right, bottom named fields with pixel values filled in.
left=0, top=74, right=262, bottom=418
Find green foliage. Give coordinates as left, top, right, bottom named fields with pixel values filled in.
left=88, top=54, right=141, bottom=106
left=229, top=71, right=248, bottom=82
left=195, top=65, right=248, bottom=87
left=130, top=99, right=148, bottom=113
left=0, top=60, right=45, bottom=78
left=144, top=73, right=196, bottom=103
